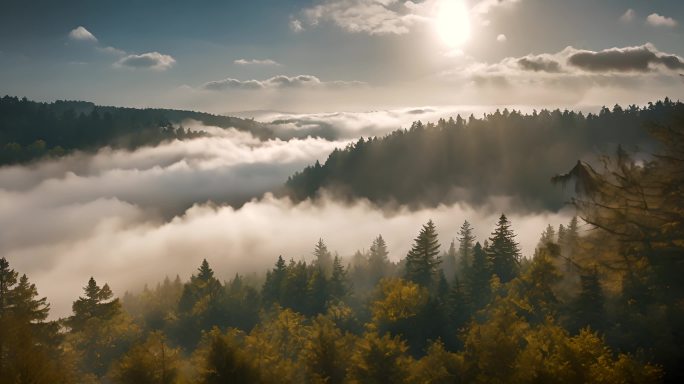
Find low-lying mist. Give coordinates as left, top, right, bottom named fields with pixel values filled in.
left=0, top=123, right=575, bottom=318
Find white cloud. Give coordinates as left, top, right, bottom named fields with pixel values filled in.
left=620, top=9, right=635, bottom=23
left=97, top=46, right=127, bottom=56
left=115, top=52, right=176, bottom=70
left=646, top=13, right=678, bottom=28
left=295, top=0, right=522, bottom=36
left=234, top=59, right=281, bottom=66
left=202, top=75, right=366, bottom=91
left=497, top=34, right=507, bottom=43
left=290, top=18, right=305, bottom=32
left=68, top=26, right=98, bottom=42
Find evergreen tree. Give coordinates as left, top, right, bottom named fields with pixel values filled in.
left=537, top=224, right=557, bottom=249
left=572, top=268, right=605, bottom=332
left=487, top=214, right=521, bottom=283
left=465, top=242, right=491, bottom=309
left=458, top=220, right=476, bottom=277
left=443, top=240, right=458, bottom=282
left=307, top=268, right=329, bottom=315
left=70, top=277, right=122, bottom=331
left=404, top=220, right=442, bottom=288
left=314, top=239, right=333, bottom=276
left=329, top=255, right=349, bottom=300
left=262, top=256, right=287, bottom=305
left=368, top=235, right=390, bottom=284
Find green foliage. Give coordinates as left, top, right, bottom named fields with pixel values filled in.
left=286, top=100, right=683, bottom=211
left=196, top=328, right=263, bottom=384
left=405, top=220, right=442, bottom=288
left=110, top=332, right=181, bottom=384
left=348, top=332, right=413, bottom=384
left=0, top=95, right=273, bottom=165
left=487, top=214, right=521, bottom=283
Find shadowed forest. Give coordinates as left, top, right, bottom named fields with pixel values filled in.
left=1, top=102, right=683, bottom=382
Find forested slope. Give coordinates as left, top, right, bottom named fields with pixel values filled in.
left=0, top=96, right=274, bottom=165
left=286, top=99, right=682, bottom=211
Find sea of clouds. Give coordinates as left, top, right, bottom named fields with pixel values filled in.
left=1, top=119, right=574, bottom=317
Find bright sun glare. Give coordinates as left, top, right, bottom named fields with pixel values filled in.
left=436, top=0, right=471, bottom=47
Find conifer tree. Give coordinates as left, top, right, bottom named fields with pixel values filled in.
left=537, top=224, right=557, bottom=249
left=465, top=242, right=491, bottom=309
left=443, top=240, right=458, bottom=281
left=458, top=220, right=476, bottom=277
left=263, top=256, right=287, bottom=305
left=572, top=268, right=605, bottom=332
left=314, top=239, right=333, bottom=276
left=368, top=235, right=390, bottom=284
left=405, top=220, right=442, bottom=288
left=329, top=255, right=348, bottom=300
left=70, top=277, right=122, bottom=331
left=487, top=214, right=521, bottom=283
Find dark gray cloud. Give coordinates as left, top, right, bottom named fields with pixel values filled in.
left=567, top=44, right=684, bottom=72
left=517, top=56, right=562, bottom=73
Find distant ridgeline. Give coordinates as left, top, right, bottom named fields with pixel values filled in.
left=285, top=99, right=683, bottom=212
left=0, top=96, right=274, bottom=165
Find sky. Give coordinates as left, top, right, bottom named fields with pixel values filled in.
left=1, top=0, right=683, bottom=113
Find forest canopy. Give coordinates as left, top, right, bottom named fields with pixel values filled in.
left=285, top=99, right=682, bottom=212
left=0, top=96, right=273, bottom=165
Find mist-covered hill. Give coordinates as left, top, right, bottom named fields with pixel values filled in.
left=285, top=99, right=683, bottom=212
left=0, top=96, right=274, bottom=165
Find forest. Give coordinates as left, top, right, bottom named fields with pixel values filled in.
left=0, top=96, right=272, bottom=165
left=285, top=99, right=682, bottom=211
left=1, top=106, right=682, bottom=383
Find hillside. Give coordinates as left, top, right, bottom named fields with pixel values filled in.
left=285, top=99, right=682, bottom=211
left=0, top=96, right=274, bottom=165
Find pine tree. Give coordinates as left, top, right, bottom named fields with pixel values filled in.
left=443, top=240, right=458, bottom=282
left=537, top=224, right=557, bottom=250
left=465, top=242, right=491, bottom=309
left=329, top=255, right=348, bottom=300
left=314, top=239, right=334, bottom=276
left=70, top=277, right=121, bottom=331
left=263, top=256, right=287, bottom=305
left=307, top=268, right=329, bottom=315
left=10, top=274, right=49, bottom=324
left=487, top=214, right=521, bottom=283
left=0, top=258, right=17, bottom=377
left=562, top=216, right=580, bottom=257
left=573, top=268, right=605, bottom=332
left=405, top=220, right=442, bottom=288
left=458, top=221, right=476, bottom=277
left=368, top=235, right=390, bottom=284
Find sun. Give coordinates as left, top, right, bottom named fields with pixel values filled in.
left=435, top=0, right=471, bottom=47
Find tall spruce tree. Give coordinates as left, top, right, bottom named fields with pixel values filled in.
left=262, top=256, right=287, bottom=305
left=465, top=242, right=491, bottom=309
left=458, top=221, right=476, bottom=278
left=368, top=235, right=390, bottom=284
left=405, top=220, right=442, bottom=288
left=487, top=214, right=521, bottom=283
left=443, top=241, right=458, bottom=282
left=314, top=239, right=334, bottom=277
left=329, top=255, right=348, bottom=300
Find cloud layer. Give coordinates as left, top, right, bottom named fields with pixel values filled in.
left=1, top=121, right=574, bottom=318
left=202, top=75, right=365, bottom=91
left=234, top=59, right=281, bottom=66
left=296, top=0, right=520, bottom=35
left=441, top=43, right=684, bottom=91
